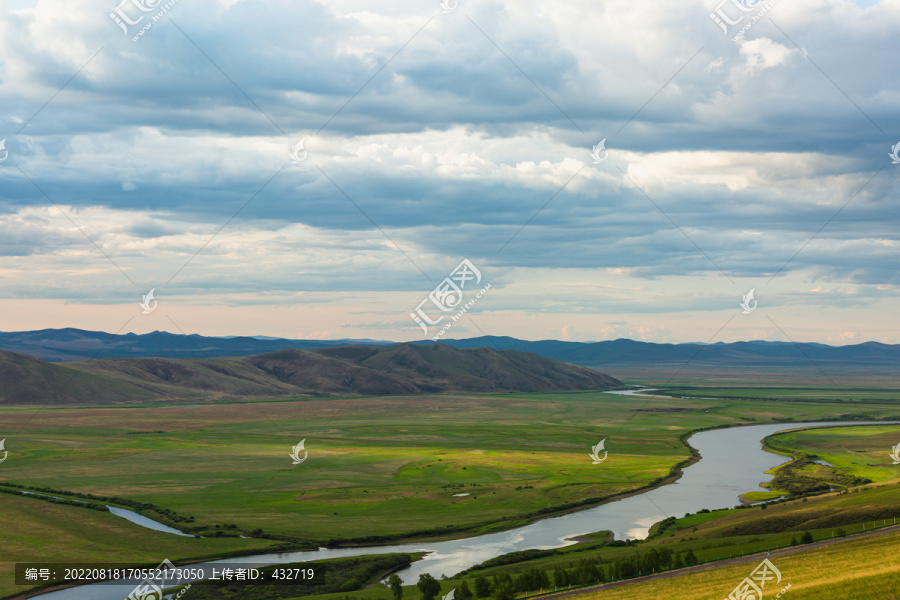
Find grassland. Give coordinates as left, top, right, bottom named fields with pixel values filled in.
left=730, top=422, right=898, bottom=503
left=3, top=377, right=900, bottom=599
left=0, top=392, right=695, bottom=544
left=665, top=386, right=900, bottom=403
left=610, top=366, right=900, bottom=389
left=4, top=390, right=899, bottom=544
left=766, top=424, right=900, bottom=484
left=612, top=365, right=900, bottom=404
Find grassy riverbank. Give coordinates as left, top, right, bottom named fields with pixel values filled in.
left=292, top=484, right=900, bottom=600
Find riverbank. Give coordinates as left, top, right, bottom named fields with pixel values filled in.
left=742, top=422, right=898, bottom=503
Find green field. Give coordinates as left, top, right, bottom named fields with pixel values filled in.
left=3, top=379, right=900, bottom=599
left=4, top=390, right=898, bottom=544
left=664, top=386, right=900, bottom=403
left=0, top=392, right=700, bottom=544
left=766, top=424, right=900, bottom=484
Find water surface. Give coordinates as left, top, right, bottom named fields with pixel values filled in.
left=106, top=506, right=193, bottom=537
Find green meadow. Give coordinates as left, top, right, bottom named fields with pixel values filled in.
left=744, top=423, right=900, bottom=501
left=2, top=383, right=900, bottom=598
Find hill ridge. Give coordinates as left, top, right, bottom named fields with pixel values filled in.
left=0, top=343, right=622, bottom=405
left=0, top=328, right=898, bottom=367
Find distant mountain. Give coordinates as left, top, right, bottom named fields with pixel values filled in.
left=471, top=338, right=900, bottom=368
left=0, top=328, right=898, bottom=368
left=0, top=328, right=392, bottom=362
left=0, top=344, right=622, bottom=405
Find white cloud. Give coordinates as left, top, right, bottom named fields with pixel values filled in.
left=739, top=37, right=795, bottom=74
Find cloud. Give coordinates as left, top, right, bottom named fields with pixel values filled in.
left=739, top=37, right=795, bottom=74
left=0, top=0, right=898, bottom=341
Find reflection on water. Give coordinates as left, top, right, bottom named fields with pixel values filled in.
left=625, top=515, right=666, bottom=540
left=106, top=506, right=193, bottom=537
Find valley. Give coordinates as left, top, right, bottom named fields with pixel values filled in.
left=2, top=368, right=899, bottom=599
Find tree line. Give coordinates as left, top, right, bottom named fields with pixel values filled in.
left=388, top=548, right=702, bottom=600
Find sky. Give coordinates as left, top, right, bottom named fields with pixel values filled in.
left=0, top=0, right=898, bottom=345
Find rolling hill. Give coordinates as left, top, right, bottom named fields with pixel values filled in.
left=0, top=343, right=622, bottom=405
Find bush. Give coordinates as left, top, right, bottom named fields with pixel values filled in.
left=491, top=573, right=515, bottom=600
left=474, top=574, right=491, bottom=598
left=458, top=579, right=472, bottom=600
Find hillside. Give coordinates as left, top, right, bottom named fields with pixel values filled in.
left=0, top=344, right=622, bottom=405
left=0, top=350, right=160, bottom=405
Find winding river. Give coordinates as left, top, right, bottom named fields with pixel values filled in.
left=29, top=389, right=891, bottom=599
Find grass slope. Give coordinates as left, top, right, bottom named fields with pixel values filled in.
left=568, top=528, right=900, bottom=600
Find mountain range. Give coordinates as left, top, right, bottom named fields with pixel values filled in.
left=1, top=328, right=897, bottom=368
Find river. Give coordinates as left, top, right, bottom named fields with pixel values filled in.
left=29, top=389, right=887, bottom=599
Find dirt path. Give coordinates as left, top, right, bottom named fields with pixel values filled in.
left=529, top=523, right=900, bottom=600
